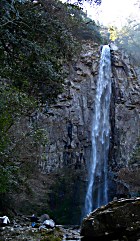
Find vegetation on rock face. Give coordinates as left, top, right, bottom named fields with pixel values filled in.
left=0, top=84, right=36, bottom=192
left=0, top=0, right=102, bottom=104
left=0, top=0, right=102, bottom=214
left=0, top=0, right=102, bottom=105
left=0, top=0, right=77, bottom=103
left=116, top=17, right=140, bottom=65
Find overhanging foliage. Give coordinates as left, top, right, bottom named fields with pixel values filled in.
left=0, top=0, right=102, bottom=201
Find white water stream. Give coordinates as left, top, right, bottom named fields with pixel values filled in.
left=84, top=45, right=112, bottom=216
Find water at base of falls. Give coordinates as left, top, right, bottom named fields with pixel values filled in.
left=83, top=45, right=112, bottom=217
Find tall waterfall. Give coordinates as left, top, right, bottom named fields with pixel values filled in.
left=84, top=45, right=112, bottom=216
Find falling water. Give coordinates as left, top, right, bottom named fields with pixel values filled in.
left=84, top=45, right=112, bottom=216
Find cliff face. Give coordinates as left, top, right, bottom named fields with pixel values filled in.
left=13, top=41, right=140, bottom=224
left=109, top=48, right=140, bottom=199
left=38, top=41, right=101, bottom=224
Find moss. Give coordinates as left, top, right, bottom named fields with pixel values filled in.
left=7, top=228, right=63, bottom=241
left=40, top=234, right=61, bottom=241
left=37, top=227, right=63, bottom=241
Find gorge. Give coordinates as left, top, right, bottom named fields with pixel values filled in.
left=0, top=1, right=140, bottom=240
left=9, top=40, right=140, bottom=225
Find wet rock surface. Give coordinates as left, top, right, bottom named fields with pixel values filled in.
left=81, top=197, right=140, bottom=241
left=0, top=217, right=81, bottom=241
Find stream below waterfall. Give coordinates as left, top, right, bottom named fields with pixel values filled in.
left=0, top=221, right=81, bottom=241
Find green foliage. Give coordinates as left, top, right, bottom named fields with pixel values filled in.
left=0, top=0, right=78, bottom=198
left=63, top=3, right=102, bottom=42
left=0, top=83, right=37, bottom=195
left=0, top=167, right=9, bottom=193
left=0, top=164, right=19, bottom=194
left=0, top=83, right=36, bottom=151
left=40, top=234, right=61, bottom=241
left=0, top=0, right=102, bottom=106
left=0, top=0, right=78, bottom=103
left=116, top=19, right=140, bottom=65
left=0, top=0, right=102, bottom=207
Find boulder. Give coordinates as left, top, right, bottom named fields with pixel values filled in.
left=39, top=214, right=50, bottom=222
left=81, top=197, right=140, bottom=241
left=43, top=219, right=55, bottom=228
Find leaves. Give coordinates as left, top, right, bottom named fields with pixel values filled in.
left=0, top=0, right=78, bottom=103
left=117, top=19, right=140, bottom=65
left=0, top=0, right=102, bottom=199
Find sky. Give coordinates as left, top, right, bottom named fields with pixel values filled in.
left=85, top=0, right=139, bottom=28
left=61, top=0, right=139, bottom=29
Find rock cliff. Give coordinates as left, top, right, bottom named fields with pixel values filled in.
left=13, top=41, right=140, bottom=224
left=109, top=47, right=140, bottom=199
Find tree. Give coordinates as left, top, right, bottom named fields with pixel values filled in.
left=0, top=0, right=79, bottom=104
left=0, top=0, right=102, bottom=210
left=0, top=0, right=102, bottom=105
left=116, top=18, right=140, bottom=65
left=108, top=26, right=118, bottom=42
left=0, top=0, right=77, bottom=199
left=63, top=0, right=101, bottom=5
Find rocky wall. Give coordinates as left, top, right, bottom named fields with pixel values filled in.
left=37, top=41, right=101, bottom=223
left=12, top=41, right=140, bottom=224
left=109, top=47, right=140, bottom=199
left=39, top=42, right=100, bottom=173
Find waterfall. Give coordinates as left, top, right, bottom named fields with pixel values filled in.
left=84, top=45, right=112, bottom=217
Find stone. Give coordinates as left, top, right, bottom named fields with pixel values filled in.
left=39, top=214, right=50, bottom=222
left=0, top=218, right=80, bottom=241
left=81, top=197, right=140, bottom=241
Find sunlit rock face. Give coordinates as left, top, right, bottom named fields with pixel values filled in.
left=13, top=41, right=140, bottom=224
left=109, top=48, right=140, bottom=199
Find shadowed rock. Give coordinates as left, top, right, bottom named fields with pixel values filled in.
left=81, top=197, right=140, bottom=241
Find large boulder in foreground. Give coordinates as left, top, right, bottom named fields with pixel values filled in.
left=81, top=197, right=140, bottom=241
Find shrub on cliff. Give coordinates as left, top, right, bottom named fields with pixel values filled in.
left=0, top=0, right=78, bottom=104
left=116, top=18, right=140, bottom=65
left=0, top=0, right=102, bottom=212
